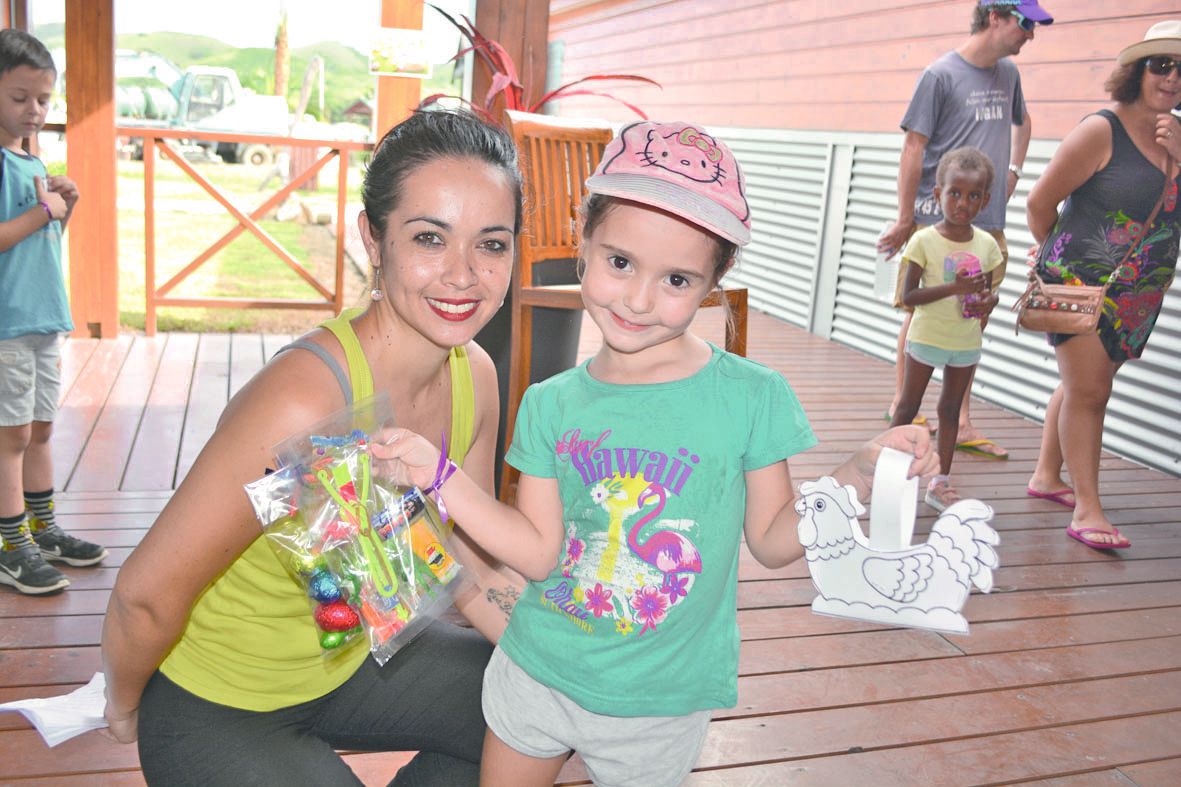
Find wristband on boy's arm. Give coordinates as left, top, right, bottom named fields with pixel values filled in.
left=39, top=201, right=54, bottom=221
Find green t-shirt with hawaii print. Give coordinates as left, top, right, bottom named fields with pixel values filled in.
left=501, top=344, right=817, bottom=717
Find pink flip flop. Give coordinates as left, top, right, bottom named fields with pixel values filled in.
left=1066, top=523, right=1131, bottom=550
left=1027, top=487, right=1076, bottom=509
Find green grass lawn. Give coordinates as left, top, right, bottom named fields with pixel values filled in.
left=111, top=156, right=367, bottom=332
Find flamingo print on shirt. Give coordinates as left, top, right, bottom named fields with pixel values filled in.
left=550, top=434, right=705, bottom=638
left=629, top=484, right=702, bottom=594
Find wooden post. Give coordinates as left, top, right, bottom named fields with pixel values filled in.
left=64, top=0, right=118, bottom=337
left=2, top=0, right=29, bottom=30
left=375, top=0, right=424, bottom=138
left=473, top=0, right=549, bottom=114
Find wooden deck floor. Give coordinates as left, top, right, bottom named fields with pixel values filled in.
left=2, top=310, right=1179, bottom=786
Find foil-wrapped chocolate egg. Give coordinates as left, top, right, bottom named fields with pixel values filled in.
left=291, top=554, right=320, bottom=577
left=315, top=600, right=361, bottom=632
left=320, top=630, right=347, bottom=649
left=307, top=570, right=342, bottom=603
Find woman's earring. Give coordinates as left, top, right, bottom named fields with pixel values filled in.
left=371, top=266, right=383, bottom=301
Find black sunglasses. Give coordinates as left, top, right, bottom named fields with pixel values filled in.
left=1145, top=55, right=1181, bottom=78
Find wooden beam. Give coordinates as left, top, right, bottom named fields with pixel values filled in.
left=375, top=0, right=424, bottom=138
left=64, top=0, right=118, bottom=338
left=3, top=0, right=29, bottom=30
left=473, top=0, right=549, bottom=115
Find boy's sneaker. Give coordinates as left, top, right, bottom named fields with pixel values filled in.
left=924, top=478, right=961, bottom=513
left=0, top=542, right=70, bottom=595
left=32, top=529, right=108, bottom=567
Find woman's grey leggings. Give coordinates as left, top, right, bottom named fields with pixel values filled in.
left=137, top=622, right=493, bottom=786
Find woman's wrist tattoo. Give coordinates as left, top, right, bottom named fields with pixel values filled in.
left=486, top=586, right=520, bottom=617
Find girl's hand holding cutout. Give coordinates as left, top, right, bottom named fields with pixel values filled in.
left=848, top=425, right=940, bottom=493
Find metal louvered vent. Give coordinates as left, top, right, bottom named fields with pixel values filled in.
left=709, top=127, right=1180, bottom=476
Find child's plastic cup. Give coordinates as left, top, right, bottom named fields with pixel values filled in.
left=873, top=222, right=899, bottom=303
left=955, top=255, right=984, bottom=318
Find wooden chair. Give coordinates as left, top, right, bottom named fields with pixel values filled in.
left=499, top=110, right=749, bottom=502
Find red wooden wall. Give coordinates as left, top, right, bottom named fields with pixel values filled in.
left=548, top=0, right=1180, bottom=141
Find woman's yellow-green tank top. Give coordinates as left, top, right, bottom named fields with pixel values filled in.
left=160, top=310, right=476, bottom=711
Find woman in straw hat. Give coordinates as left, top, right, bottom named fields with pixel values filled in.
left=1025, top=20, right=1181, bottom=550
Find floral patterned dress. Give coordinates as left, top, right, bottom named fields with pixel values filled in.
left=1037, top=109, right=1180, bottom=362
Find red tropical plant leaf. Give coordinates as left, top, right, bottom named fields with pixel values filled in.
left=532, top=75, right=660, bottom=112
left=530, top=89, right=650, bottom=119
left=425, top=2, right=658, bottom=121
left=486, top=73, right=522, bottom=112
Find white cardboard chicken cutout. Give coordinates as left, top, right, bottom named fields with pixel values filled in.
left=796, top=448, right=999, bottom=634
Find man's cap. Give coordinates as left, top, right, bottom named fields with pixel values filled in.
left=586, top=121, right=752, bottom=246
left=978, top=0, right=1053, bottom=25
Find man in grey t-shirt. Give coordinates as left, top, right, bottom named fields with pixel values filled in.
left=878, top=0, right=1053, bottom=463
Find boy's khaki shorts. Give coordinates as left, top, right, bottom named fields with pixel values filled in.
left=0, top=333, right=62, bottom=427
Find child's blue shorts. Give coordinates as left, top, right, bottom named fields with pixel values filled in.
left=906, top=340, right=981, bottom=369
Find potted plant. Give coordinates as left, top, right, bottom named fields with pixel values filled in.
left=422, top=5, right=658, bottom=493
left=422, top=3, right=658, bottom=120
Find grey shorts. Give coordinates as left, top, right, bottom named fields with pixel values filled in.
left=482, top=646, right=711, bottom=787
left=0, top=333, right=62, bottom=427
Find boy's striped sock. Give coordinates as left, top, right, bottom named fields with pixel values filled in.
left=23, top=490, right=107, bottom=567
left=25, top=489, right=64, bottom=536
left=0, top=512, right=34, bottom=549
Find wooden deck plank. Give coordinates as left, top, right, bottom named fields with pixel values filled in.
left=5, top=774, right=147, bottom=786
left=52, top=335, right=133, bottom=489
left=727, top=636, right=1181, bottom=720
left=3, top=311, right=1179, bottom=785
left=67, top=335, right=167, bottom=492
left=675, top=712, right=1181, bottom=786
left=58, top=338, right=98, bottom=400
left=1117, top=758, right=1181, bottom=786
left=229, top=332, right=266, bottom=399
left=121, top=333, right=199, bottom=492
left=174, top=333, right=230, bottom=486
left=737, top=560, right=1181, bottom=610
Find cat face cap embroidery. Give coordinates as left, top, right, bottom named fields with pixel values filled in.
left=586, top=120, right=752, bottom=246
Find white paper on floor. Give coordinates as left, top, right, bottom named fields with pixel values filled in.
left=0, top=671, right=108, bottom=747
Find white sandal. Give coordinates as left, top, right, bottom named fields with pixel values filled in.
left=924, top=478, right=961, bottom=512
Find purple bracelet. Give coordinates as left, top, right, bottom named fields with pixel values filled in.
left=423, top=433, right=459, bottom=523
left=39, top=201, right=53, bottom=221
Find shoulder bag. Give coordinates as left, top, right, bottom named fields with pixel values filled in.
left=1013, top=155, right=1173, bottom=335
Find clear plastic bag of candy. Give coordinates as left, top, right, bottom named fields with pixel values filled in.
left=243, top=394, right=464, bottom=666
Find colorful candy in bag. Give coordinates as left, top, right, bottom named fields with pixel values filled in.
left=243, top=394, right=463, bottom=666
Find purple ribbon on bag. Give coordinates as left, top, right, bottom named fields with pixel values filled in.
left=423, top=433, right=459, bottom=523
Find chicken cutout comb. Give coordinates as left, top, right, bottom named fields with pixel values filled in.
left=795, top=448, right=999, bottom=634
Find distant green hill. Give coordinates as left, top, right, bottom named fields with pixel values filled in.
left=32, top=25, right=462, bottom=122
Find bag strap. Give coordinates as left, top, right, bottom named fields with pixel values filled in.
left=1011, top=269, right=1048, bottom=332
left=1106, top=153, right=1172, bottom=293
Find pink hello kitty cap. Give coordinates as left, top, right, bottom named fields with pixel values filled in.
left=586, top=120, right=752, bottom=246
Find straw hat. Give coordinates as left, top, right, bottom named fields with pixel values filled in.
left=1118, top=20, right=1181, bottom=65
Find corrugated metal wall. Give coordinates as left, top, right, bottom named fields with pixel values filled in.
left=548, top=1, right=1180, bottom=141
left=715, top=126, right=1180, bottom=476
